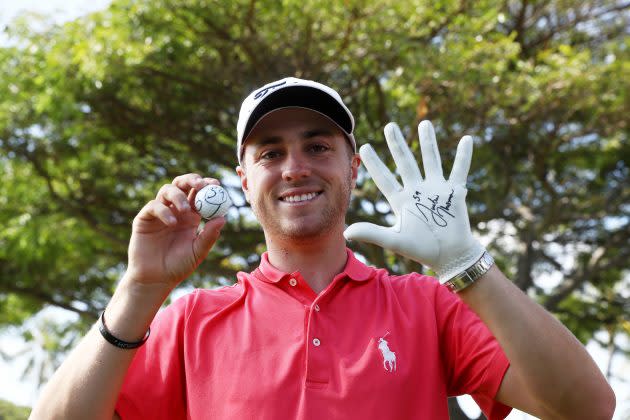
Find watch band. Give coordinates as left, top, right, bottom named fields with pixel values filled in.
left=444, top=251, right=495, bottom=293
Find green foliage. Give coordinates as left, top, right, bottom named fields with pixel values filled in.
left=0, top=399, right=30, bottom=420
left=0, top=0, right=628, bottom=399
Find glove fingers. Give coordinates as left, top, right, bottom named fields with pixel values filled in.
left=344, top=222, right=398, bottom=250
left=449, top=135, right=473, bottom=185
left=418, top=120, right=444, bottom=181
left=359, top=143, right=402, bottom=200
left=384, top=122, right=423, bottom=187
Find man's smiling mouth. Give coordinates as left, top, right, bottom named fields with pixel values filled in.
left=280, top=192, right=322, bottom=203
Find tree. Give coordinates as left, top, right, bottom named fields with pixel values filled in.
left=1, top=0, right=628, bottom=418
left=0, top=398, right=31, bottom=420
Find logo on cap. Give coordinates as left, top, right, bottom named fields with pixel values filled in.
left=253, top=80, right=288, bottom=101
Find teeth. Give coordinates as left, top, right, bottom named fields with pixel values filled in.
left=284, top=192, right=317, bottom=202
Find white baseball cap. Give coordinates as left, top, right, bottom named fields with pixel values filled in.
left=236, top=77, right=356, bottom=164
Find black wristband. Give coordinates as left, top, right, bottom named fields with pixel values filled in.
left=98, top=309, right=150, bottom=349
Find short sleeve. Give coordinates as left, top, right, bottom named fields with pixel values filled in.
left=115, top=292, right=197, bottom=419
left=434, top=283, right=512, bottom=420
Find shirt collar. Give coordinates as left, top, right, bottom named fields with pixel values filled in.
left=255, top=248, right=373, bottom=284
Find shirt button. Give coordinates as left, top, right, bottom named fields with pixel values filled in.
left=289, top=278, right=297, bottom=286
left=314, top=304, right=320, bottom=312
left=312, top=338, right=321, bottom=347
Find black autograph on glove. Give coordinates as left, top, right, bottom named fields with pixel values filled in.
left=412, top=189, right=455, bottom=227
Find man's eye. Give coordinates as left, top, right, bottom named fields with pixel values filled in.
left=260, top=150, right=280, bottom=160
left=309, top=144, right=329, bottom=153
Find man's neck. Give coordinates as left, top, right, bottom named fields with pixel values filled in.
left=265, top=230, right=348, bottom=294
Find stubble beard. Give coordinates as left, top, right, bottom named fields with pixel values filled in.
left=253, top=176, right=353, bottom=243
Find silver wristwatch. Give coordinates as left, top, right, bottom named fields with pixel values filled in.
left=444, top=251, right=495, bottom=293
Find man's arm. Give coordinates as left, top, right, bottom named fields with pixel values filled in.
left=30, top=174, right=225, bottom=420
left=344, top=120, right=615, bottom=419
left=30, top=280, right=171, bottom=420
left=460, top=265, right=615, bottom=419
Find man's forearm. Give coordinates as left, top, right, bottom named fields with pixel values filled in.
left=459, top=265, right=615, bottom=419
left=30, top=278, right=171, bottom=420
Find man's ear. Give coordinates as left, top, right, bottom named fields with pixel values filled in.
left=236, top=165, right=250, bottom=203
left=350, top=153, right=361, bottom=189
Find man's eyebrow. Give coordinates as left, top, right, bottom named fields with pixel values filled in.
left=248, top=136, right=282, bottom=148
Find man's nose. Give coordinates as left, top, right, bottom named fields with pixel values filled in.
left=282, top=151, right=311, bottom=181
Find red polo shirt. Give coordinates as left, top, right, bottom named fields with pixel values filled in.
left=116, top=249, right=511, bottom=419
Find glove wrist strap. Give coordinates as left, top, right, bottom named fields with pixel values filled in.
left=444, top=251, right=494, bottom=293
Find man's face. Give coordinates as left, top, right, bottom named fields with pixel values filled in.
left=237, top=108, right=360, bottom=242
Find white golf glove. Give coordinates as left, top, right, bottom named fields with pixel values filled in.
left=344, top=120, right=486, bottom=282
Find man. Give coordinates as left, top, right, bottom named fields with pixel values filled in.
left=31, top=77, right=615, bottom=419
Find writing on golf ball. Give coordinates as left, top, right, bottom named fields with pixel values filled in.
left=194, top=185, right=232, bottom=220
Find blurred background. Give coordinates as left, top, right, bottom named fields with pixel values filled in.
left=0, top=0, right=628, bottom=418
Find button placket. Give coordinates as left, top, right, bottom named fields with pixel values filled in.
left=303, top=278, right=346, bottom=386
left=304, top=300, right=328, bottom=385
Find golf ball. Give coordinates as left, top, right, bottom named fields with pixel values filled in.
left=194, top=184, right=232, bottom=220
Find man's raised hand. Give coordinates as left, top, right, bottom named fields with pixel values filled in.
left=344, top=120, right=485, bottom=282
left=126, top=174, right=225, bottom=290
